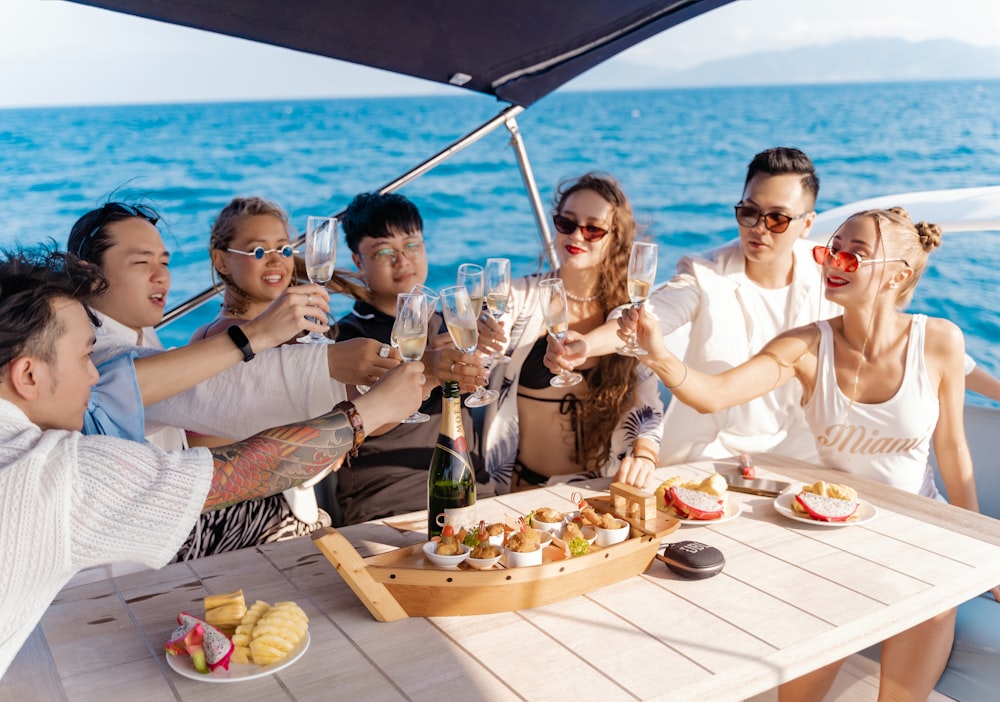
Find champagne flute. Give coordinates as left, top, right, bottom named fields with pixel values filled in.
left=440, top=285, right=498, bottom=408
left=484, top=258, right=511, bottom=363
left=457, top=263, right=485, bottom=317
left=393, top=293, right=431, bottom=423
left=618, top=241, right=658, bottom=356
left=297, top=215, right=337, bottom=344
left=538, top=278, right=583, bottom=387
left=409, top=283, right=440, bottom=318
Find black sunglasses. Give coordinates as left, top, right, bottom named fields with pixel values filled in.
left=733, top=204, right=808, bottom=234
left=552, top=214, right=609, bottom=242
left=71, top=202, right=161, bottom=259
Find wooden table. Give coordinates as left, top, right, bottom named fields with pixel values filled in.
left=6, top=454, right=1000, bottom=702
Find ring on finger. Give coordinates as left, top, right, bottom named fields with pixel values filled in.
left=307, top=294, right=312, bottom=305
left=450, top=361, right=457, bottom=374
left=378, top=343, right=390, bottom=358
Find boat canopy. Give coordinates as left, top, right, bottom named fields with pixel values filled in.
left=68, top=0, right=736, bottom=107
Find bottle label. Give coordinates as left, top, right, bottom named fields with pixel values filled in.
left=436, top=505, right=478, bottom=531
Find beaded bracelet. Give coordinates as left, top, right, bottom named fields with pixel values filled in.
left=334, top=400, right=365, bottom=457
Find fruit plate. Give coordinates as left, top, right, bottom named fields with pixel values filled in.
left=165, top=631, right=310, bottom=683
left=773, top=492, right=878, bottom=527
left=671, top=501, right=742, bottom=527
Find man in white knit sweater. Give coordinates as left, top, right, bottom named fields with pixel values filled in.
left=0, top=249, right=424, bottom=677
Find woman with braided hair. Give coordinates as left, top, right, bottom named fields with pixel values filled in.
left=621, top=206, right=998, bottom=700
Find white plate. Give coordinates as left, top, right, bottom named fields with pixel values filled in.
left=165, top=631, right=310, bottom=683
left=671, top=500, right=742, bottom=526
left=773, top=492, right=878, bottom=526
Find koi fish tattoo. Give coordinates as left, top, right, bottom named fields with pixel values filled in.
left=204, top=407, right=354, bottom=511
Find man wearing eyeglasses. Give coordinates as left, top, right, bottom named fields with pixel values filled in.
left=548, top=147, right=840, bottom=466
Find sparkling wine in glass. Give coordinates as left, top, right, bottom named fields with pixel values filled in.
left=484, top=258, right=511, bottom=363
left=618, top=241, right=658, bottom=357
left=457, top=263, right=485, bottom=318
left=393, top=293, right=431, bottom=423
left=297, top=215, right=337, bottom=345
left=538, top=278, right=583, bottom=387
left=440, top=285, right=498, bottom=408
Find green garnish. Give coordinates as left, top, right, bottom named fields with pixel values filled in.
left=463, top=530, right=480, bottom=548
left=568, top=537, right=589, bottom=557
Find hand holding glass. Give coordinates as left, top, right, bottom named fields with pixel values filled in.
left=298, top=216, right=337, bottom=345
left=618, top=241, right=657, bottom=356
left=440, top=285, right=498, bottom=407
left=538, top=278, right=583, bottom=387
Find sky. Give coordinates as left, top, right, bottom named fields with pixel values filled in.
left=3, top=0, right=1000, bottom=108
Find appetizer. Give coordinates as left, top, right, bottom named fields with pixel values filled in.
left=792, top=481, right=860, bottom=522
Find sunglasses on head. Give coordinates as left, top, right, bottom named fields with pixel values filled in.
left=552, top=214, right=609, bottom=242
left=734, top=204, right=808, bottom=234
left=811, top=245, right=909, bottom=273
left=226, top=245, right=297, bottom=259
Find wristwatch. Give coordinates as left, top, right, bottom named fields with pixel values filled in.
left=226, top=325, right=255, bottom=362
left=335, top=400, right=365, bottom=456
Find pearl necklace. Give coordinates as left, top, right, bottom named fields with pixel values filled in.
left=563, top=288, right=597, bottom=303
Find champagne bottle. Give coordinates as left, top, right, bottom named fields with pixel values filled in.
left=427, top=381, right=476, bottom=537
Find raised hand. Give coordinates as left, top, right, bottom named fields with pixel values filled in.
left=543, top=329, right=588, bottom=374
left=243, top=283, right=330, bottom=350
left=326, top=337, right=400, bottom=387
left=356, top=361, right=427, bottom=430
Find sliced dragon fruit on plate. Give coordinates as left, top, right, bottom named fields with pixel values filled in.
left=794, top=492, right=859, bottom=522
left=165, top=612, right=234, bottom=673
left=669, top=486, right=725, bottom=520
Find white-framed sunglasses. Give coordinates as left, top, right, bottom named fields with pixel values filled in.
left=226, top=245, right=297, bottom=259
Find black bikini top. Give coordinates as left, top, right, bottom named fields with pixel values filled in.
left=517, top=335, right=556, bottom=390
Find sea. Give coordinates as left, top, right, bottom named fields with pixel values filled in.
left=2, top=79, right=999, bottom=407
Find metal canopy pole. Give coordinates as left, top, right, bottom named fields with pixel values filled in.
left=505, top=116, right=558, bottom=270
left=157, top=103, right=526, bottom=328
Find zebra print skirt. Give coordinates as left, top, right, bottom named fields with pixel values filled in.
left=170, top=494, right=331, bottom=563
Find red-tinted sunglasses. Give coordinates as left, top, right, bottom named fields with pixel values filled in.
left=812, top=245, right=909, bottom=273
left=552, top=214, right=609, bottom=242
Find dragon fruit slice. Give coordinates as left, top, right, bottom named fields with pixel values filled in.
left=794, top=492, right=858, bottom=522
left=165, top=618, right=208, bottom=673
left=669, top=487, right=725, bottom=520
left=165, top=612, right=234, bottom=672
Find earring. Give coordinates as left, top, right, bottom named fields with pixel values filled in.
left=889, top=282, right=899, bottom=289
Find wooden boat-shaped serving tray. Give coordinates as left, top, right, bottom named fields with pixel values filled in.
left=313, top=483, right=680, bottom=621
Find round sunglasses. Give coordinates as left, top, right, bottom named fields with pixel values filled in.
left=226, top=245, right=297, bottom=259
left=552, top=214, right=609, bottom=242
left=812, top=245, right=909, bottom=273
left=733, top=204, right=808, bottom=234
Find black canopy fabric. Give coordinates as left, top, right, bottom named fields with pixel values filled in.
left=69, top=0, right=736, bottom=106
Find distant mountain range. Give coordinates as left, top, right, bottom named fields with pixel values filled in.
left=571, top=38, right=1000, bottom=90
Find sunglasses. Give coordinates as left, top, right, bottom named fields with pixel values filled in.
left=226, top=245, right=297, bottom=259
left=552, top=214, right=609, bottom=242
left=812, top=245, right=909, bottom=273
left=734, top=204, right=808, bottom=234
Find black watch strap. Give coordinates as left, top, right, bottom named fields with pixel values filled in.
left=226, top=325, right=255, bottom=362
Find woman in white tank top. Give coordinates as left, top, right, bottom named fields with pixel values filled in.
left=623, top=206, right=996, bottom=702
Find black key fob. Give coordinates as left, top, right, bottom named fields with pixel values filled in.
left=656, top=541, right=725, bottom=579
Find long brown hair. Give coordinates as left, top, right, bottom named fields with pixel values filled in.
left=553, top=172, right=641, bottom=473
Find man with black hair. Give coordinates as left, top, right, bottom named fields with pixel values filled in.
left=0, top=248, right=423, bottom=675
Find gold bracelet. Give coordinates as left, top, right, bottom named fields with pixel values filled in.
left=664, top=362, right=688, bottom=389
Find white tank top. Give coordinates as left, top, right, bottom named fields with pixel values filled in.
left=803, top=315, right=940, bottom=497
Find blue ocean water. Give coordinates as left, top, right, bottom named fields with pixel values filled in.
left=2, top=80, right=998, bottom=405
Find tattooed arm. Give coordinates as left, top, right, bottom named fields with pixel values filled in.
left=202, top=360, right=425, bottom=511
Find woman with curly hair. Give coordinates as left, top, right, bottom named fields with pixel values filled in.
left=621, top=206, right=999, bottom=700
left=480, top=172, right=663, bottom=493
